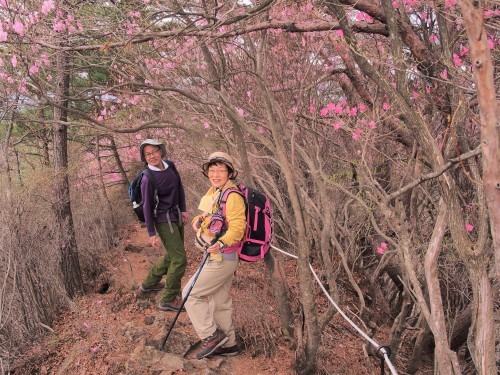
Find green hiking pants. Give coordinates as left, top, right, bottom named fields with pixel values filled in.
left=143, top=222, right=186, bottom=303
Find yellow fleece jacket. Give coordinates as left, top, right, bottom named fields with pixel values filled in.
left=192, top=181, right=246, bottom=247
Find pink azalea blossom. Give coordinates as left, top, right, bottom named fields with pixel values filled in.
left=368, top=120, right=376, bottom=129
left=29, top=65, right=39, bottom=74
left=309, top=105, right=315, bottom=113
left=320, top=107, right=329, bottom=116
left=484, top=10, right=500, bottom=18
left=453, top=53, right=462, bottom=67
left=327, top=102, right=335, bottom=110
left=53, top=21, right=65, bottom=32
left=336, top=29, right=343, bottom=37
left=412, top=91, right=419, bottom=99
left=333, top=122, right=341, bottom=131
left=440, top=69, right=448, bottom=79
left=42, top=0, right=55, bottom=15
left=352, top=129, right=362, bottom=140
left=258, top=126, right=265, bottom=134
left=203, top=121, right=210, bottom=129
left=12, top=22, right=24, bottom=35
left=376, top=242, right=388, bottom=255
left=236, top=107, right=244, bottom=117
left=18, top=79, right=26, bottom=93
left=465, top=224, right=474, bottom=232
left=359, top=103, right=366, bottom=113
left=392, top=0, right=399, bottom=8
left=429, top=34, right=437, bottom=43
left=11, top=55, right=17, bottom=67
left=350, top=107, right=358, bottom=116
left=383, top=102, right=389, bottom=111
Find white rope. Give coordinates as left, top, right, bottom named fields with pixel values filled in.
left=271, top=245, right=398, bottom=375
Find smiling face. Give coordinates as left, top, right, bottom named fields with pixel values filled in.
left=143, top=145, right=163, bottom=169
left=207, top=162, right=231, bottom=189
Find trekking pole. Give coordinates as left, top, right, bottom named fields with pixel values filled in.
left=160, top=237, right=218, bottom=350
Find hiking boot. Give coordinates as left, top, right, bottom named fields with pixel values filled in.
left=211, top=344, right=240, bottom=357
left=158, top=296, right=185, bottom=312
left=139, top=283, right=161, bottom=292
left=196, top=328, right=229, bottom=360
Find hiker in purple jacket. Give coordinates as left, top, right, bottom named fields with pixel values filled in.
left=138, top=139, right=188, bottom=312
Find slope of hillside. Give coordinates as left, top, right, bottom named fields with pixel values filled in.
left=12, top=223, right=390, bottom=374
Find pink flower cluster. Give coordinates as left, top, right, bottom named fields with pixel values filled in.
left=377, top=242, right=388, bottom=255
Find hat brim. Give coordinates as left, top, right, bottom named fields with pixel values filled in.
left=202, top=157, right=238, bottom=179
left=140, top=143, right=167, bottom=163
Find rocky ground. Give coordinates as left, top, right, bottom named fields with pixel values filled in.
left=13, top=223, right=297, bottom=374
left=12, top=222, right=395, bottom=374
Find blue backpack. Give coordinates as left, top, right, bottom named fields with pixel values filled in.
left=129, top=168, right=158, bottom=223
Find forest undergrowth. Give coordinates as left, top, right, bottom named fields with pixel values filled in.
left=8, top=218, right=434, bottom=375
left=8, top=217, right=424, bottom=374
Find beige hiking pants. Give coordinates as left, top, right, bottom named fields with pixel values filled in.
left=183, top=258, right=239, bottom=346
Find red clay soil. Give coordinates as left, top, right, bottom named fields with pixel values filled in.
left=12, top=223, right=401, bottom=374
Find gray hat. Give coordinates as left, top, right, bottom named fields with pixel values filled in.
left=139, top=139, right=167, bottom=163
left=202, top=151, right=239, bottom=179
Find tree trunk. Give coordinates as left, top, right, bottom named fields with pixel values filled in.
left=424, top=199, right=461, bottom=374
left=109, top=136, right=129, bottom=186
left=458, top=0, right=500, bottom=281
left=96, top=136, right=116, bottom=229
left=52, top=48, right=84, bottom=298
left=467, top=267, right=495, bottom=375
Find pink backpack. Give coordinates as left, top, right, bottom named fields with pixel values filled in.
left=217, top=185, right=272, bottom=262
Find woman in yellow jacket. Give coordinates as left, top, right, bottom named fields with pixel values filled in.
left=183, top=152, right=246, bottom=360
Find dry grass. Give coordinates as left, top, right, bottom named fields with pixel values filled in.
left=0, top=167, right=133, bottom=372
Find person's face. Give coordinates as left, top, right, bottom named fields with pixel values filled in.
left=208, top=162, right=230, bottom=189
left=143, top=145, right=162, bottom=168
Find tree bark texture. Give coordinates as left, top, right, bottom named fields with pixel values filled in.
left=459, top=0, right=500, bottom=280
left=52, top=48, right=84, bottom=298
left=424, top=200, right=461, bottom=374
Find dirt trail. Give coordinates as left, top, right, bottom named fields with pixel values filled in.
left=18, top=223, right=293, bottom=374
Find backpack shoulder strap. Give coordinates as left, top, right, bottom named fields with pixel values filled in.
left=219, top=186, right=245, bottom=216
left=165, top=159, right=180, bottom=179
left=142, top=168, right=158, bottom=190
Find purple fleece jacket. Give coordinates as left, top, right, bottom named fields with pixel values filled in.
left=140, top=162, right=187, bottom=237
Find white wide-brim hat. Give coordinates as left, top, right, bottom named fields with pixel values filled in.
left=139, top=139, right=167, bottom=163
